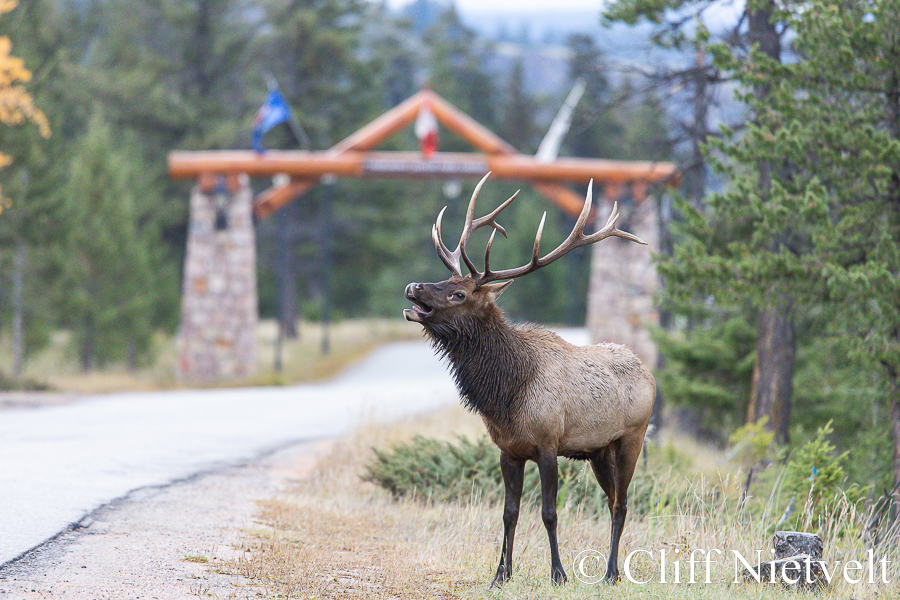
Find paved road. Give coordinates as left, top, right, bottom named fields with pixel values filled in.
left=0, top=340, right=457, bottom=568
left=0, top=329, right=589, bottom=569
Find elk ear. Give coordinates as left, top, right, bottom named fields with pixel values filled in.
left=482, top=280, right=513, bottom=302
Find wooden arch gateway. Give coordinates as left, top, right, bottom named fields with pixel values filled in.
left=167, top=89, right=679, bottom=382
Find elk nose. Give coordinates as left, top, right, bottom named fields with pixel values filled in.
left=406, top=283, right=422, bottom=297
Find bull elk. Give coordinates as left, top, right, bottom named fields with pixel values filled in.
left=403, top=173, right=655, bottom=586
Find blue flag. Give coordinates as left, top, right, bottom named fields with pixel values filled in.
left=252, top=89, right=292, bottom=153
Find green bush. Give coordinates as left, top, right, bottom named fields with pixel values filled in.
left=363, top=435, right=504, bottom=504
left=362, top=434, right=694, bottom=519
left=783, top=421, right=868, bottom=531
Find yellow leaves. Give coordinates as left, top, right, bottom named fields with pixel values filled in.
left=0, top=35, right=51, bottom=138
left=0, top=0, right=52, bottom=138
left=0, top=0, right=51, bottom=210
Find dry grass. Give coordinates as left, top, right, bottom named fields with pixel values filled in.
left=218, top=407, right=900, bottom=599
left=0, top=318, right=417, bottom=394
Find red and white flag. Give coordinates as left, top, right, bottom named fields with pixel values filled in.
left=414, top=99, right=439, bottom=158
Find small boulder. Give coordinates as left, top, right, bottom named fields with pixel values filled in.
left=774, top=531, right=823, bottom=560
left=741, top=531, right=828, bottom=591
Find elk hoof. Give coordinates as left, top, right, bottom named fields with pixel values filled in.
left=490, top=570, right=510, bottom=588
left=551, top=567, right=568, bottom=585
left=603, top=570, right=620, bottom=585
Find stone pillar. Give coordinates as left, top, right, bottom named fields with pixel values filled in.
left=179, top=173, right=257, bottom=383
left=586, top=186, right=659, bottom=367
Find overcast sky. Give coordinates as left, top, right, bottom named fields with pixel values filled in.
left=384, top=0, right=606, bottom=15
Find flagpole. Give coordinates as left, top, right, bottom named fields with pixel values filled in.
left=260, top=72, right=311, bottom=370
left=263, top=71, right=311, bottom=150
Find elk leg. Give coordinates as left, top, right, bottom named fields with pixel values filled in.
left=590, top=443, right=621, bottom=583
left=491, top=453, right=524, bottom=587
left=590, top=445, right=617, bottom=514
left=537, top=451, right=567, bottom=585
left=607, top=433, right=644, bottom=584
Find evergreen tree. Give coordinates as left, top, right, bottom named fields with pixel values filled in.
left=605, top=0, right=795, bottom=442
left=766, top=0, right=900, bottom=503
left=84, top=0, right=257, bottom=151
left=657, top=0, right=900, bottom=492
left=424, top=6, right=497, bottom=132
left=262, top=0, right=376, bottom=146
left=0, top=0, right=84, bottom=372
left=564, top=34, right=622, bottom=160
left=498, top=59, right=537, bottom=153
left=59, top=112, right=161, bottom=370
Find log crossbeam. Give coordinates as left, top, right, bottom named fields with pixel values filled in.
left=166, top=89, right=680, bottom=219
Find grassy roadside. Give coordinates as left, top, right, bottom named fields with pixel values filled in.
left=218, top=407, right=900, bottom=599
left=0, top=318, right=419, bottom=394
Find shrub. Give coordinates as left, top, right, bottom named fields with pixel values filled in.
left=783, top=420, right=868, bottom=531
left=362, top=434, right=696, bottom=520
left=362, top=434, right=504, bottom=503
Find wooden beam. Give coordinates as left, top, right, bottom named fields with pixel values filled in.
left=532, top=182, right=588, bottom=217
left=427, top=92, right=516, bottom=155
left=254, top=179, right=316, bottom=219
left=328, top=90, right=427, bottom=154
left=167, top=89, right=680, bottom=219
left=169, top=150, right=678, bottom=185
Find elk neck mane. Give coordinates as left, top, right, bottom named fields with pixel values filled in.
left=423, top=304, right=538, bottom=425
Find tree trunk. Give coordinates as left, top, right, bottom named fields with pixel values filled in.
left=276, top=200, right=298, bottom=340
left=743, top=0, right=794, bottom=444
left=887, top=364, right=900, bottom=512
left=12, top=240, right=25, bottom=379
left=80, top=323, right=94, bottom=372
left=748, top=296, right=795, bottom=444
left=684, top=46, right=710, bottom=209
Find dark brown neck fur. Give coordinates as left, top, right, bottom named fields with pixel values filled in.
left=423, top=305, right=537, bottom=425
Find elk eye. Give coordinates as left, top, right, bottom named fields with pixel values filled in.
left=449, top=291, right=466, bottom=301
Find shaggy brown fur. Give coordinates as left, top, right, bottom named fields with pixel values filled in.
left=404, top=275, right=655, bottom=586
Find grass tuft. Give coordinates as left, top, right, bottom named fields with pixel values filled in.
left=183, top=554, right=210, bottom=564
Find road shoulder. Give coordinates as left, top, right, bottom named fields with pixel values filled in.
left=0, top=440, right=333, bottom=599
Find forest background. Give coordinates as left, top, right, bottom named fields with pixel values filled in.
left=1, top=0, right=899, bottom=509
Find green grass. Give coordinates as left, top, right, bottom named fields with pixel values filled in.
left=182, top=554, right=210, bottom=564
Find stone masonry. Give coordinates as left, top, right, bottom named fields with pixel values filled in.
left=179, top=174, right=257, bottom=382
left=586, top=189, right=659, bottom=368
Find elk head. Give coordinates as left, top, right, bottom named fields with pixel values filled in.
left=404, top=172, right=647, bottom=326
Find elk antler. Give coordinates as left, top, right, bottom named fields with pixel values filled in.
left=432, top=174, right=647, bottom=286
left=432, top=172, right=518, bottom=277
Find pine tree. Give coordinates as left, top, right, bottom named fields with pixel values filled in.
left=263, top=0, right=375, bottom=146
left=768, top=0, right=900, bottom=505
left=59, top=112, right=160, bottom=370
left=564, top=34, right=622, bottom=160
left=605, top=0, right=797, bottom=441
left=498, top=59, right=537, bottom=153
left=424, top=6, right=497, bottom=132
left=0, top=0, right=72, bottom=378
left=658, top=0, right=900, bottom=490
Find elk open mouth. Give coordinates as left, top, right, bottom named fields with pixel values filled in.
left=404, top=289, right=433, bottom=322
